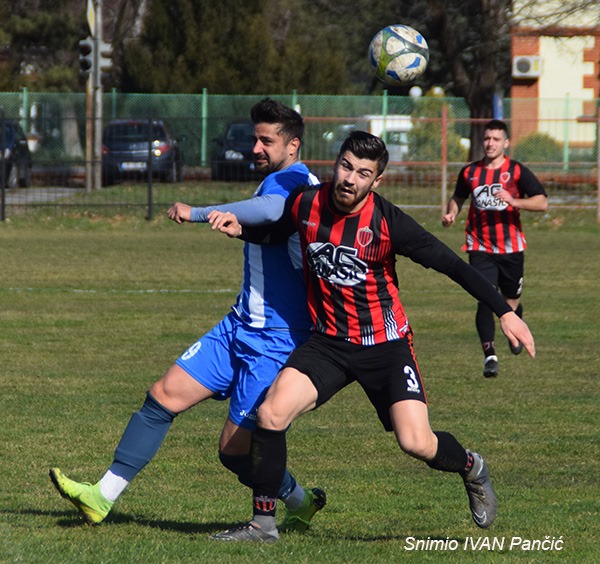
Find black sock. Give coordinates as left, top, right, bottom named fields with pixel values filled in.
left=252, top=427, right=287, bottom=517
left=476, top=302, right=496, bottom=357
left=426, top=431, right=470, bottom=474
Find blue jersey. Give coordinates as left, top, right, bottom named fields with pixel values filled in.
left=233, top=162, right=318, bottom=330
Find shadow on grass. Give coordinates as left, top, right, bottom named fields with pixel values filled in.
left=4, top=507, right=249, bottom=535
left=5, top=509, right=470, bottom=545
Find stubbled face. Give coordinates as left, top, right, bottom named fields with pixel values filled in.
left=483, top=128, right=509, bottom=163
left=332, top=151, right=382, bottom=213
left=252, top=122, right=298, bottom=174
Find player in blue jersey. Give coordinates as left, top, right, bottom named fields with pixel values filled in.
left=49, top=98, right=325, bottom=532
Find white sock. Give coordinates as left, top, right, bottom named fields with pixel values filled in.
left=99, top=470, right=129, bottom=502
left=282, top=484, right=306, bottom=510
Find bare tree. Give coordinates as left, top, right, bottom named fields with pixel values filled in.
left=423, top=0, right=512, bottom=159
left=511, top=0, right=600, bottom=28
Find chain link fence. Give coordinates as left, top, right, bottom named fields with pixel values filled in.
left=0, top=90, right=598, bottom=220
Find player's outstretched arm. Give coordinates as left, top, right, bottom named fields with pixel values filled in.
left=167, top=202, right=192, bottom=224
left=499, top=311, right=535, bottom=358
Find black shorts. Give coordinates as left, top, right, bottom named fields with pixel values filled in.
left=283, top=331, right=427, bottom=432
left=468, top=251, right=524, bottom=299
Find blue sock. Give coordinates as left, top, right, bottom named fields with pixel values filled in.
left=219, top=452, right=297, bottom=500
left=109, top=392, right=176, bottom=481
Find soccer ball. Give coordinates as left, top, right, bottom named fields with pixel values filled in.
left=369, top=25, right=429, bottom=86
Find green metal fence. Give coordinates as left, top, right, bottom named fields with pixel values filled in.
left=0, top=90, right=598, bottom=220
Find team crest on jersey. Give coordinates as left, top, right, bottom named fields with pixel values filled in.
left=306, top=241, right=368, bottom=286
left=356, top=226, right=374, bottom=247
left=501, top=171, right=511, bottom=183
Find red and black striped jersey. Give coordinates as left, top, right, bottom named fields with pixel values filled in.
left=454, top=157, right=546, bottom=254
left=240, top=183, right=512, bottom=345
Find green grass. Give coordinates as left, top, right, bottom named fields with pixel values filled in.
left=0, top=198, right=599, bottom=562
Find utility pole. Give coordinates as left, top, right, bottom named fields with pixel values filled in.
left=92, top=0, right=103, bottom=191
left=79, top=0, right=112, bottom=191
left=79, top=35, right=94, bottom=193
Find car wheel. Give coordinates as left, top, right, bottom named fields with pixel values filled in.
left=18, top=164, right=31, bottom=188
left=102, top=171, right=115, bottom=186
left=163, top=161, right=177, bottom=183
left=211, top=162, right=225, bottom=181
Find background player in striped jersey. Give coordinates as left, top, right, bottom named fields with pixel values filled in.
left=442, top=119, right=548, bottom=377
left=49, top=98, right=326, bottom=532
left=208, top=130, right=536, bottom=542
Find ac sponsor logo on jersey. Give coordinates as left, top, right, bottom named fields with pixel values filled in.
left=306, top=241, right=368, bottom=286
left=473, top=183, right=508, bottom=211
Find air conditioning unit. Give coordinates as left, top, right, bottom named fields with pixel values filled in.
left=512, top=56, right=542, bottom=79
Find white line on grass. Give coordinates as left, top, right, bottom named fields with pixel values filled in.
left=3, top=287, right=236, bottom=295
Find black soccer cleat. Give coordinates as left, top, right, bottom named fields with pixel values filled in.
left=483, top=356, right=499, bottom=378
left=508, top=340, right=523, bottom=355
left=463, top=452, right=497, bottom=528
left=211, top=521, right=279, bottom=543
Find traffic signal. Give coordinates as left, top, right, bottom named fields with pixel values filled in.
left=98, top=40, right=113, bottom=73
left=78, top=36, right=94, bottom=77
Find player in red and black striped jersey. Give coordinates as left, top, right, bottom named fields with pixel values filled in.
left=443, top=119, right=548, bottom=377
left=208, top=131, right=536, bottom=542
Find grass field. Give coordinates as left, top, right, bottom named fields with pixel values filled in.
left=0, top=187, right=599, bottom=563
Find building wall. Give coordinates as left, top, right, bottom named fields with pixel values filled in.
left=511, top=27, right=600, bottom=149
left=511, top=34, right=540, bottom=142
left=540, top=35, right=597, bottom=146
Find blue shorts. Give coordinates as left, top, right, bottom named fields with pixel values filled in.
left=175, top=311, right=310, bottom=430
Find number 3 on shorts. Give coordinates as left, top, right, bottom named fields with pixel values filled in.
left=404, top=365, right=421, bottom=394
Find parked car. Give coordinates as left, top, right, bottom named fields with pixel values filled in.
left=211, top=121, right=258, bottom=181
left=0, top=119, right=32, bottom=188
left=102, top=120, right=183, bottom=186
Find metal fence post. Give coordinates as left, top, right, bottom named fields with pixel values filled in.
left=441, top=104, right=448, bottom=217
left=85, top=77, right=93, bottom=193
left=111, top=87, right=117, bottom=120
left=0, top=109, right=5, bottom=221
left=201, top=88, right=207, bottom=167
left=381, top=89, right=388, bottom=141
left=146, top=117, right=154, bottom=220
left=597, top=112, right=600, bottom=224
left=20, top=87, right=28, bottom=133
left=563, top=93, right=570, bottom=172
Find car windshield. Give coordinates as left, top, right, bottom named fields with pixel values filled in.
left=104, top=123, right=166, bottom=143
left=226, top=123, right=253, bottom=143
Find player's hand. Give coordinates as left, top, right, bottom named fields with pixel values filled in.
left=207, top=210, right=242, bottom=238
left=499, top=311, right=535, bottom=358
left=441, top=213, right=455, bottom=227
left=494, top=189, right=516, bottom=207
left=167, top=202, right=192, bottom=223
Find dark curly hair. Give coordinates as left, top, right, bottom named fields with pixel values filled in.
left=250, top=98, right=304, bottom=143
left=338, top=130, right=389, bottom=175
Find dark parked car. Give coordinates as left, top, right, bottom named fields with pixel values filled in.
left=211, top=121, right=258, bottom=181
left=0, top=119, right=32, bottom=188
left=102, top=120, right=183, bottom=186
